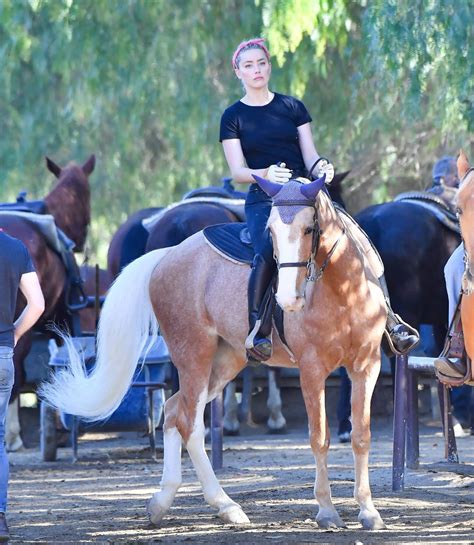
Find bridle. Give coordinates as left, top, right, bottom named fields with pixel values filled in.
left=456, top=167, right=474, bottom=295
left=272, top=193, right=346, bottom=283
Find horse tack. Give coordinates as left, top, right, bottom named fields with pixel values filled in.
left=272, top=187, right=347, bottom=284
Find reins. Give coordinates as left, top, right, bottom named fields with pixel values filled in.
left=273, top=192, right=346, bottom=283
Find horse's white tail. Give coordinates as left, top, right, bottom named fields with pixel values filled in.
left=39, top=248, right=170, bottom=421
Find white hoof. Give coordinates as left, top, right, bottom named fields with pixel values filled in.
left=147, top=494, right=170, bottom=526
left=358, top=509, right=386, bottom=530
left=218, top=504, right=250, bottom=524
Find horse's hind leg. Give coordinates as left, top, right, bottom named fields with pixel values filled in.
left=148, top=393, right=183, bottom=525
left=299, top=365, right=345, bottom=529
left=350, top=364, right=386, bottom=530
left=184, top=383, right=249, bottom=524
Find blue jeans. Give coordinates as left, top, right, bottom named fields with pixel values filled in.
left=245, top=184, right=274, bottom=264
left=0, top=346, right=14, bottom=513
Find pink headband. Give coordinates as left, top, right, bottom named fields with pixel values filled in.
left=232, top=38, right=270, bottom=69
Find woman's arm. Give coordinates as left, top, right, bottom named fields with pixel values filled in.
left=222, top=139, right=269, bottom=184
left=222, top=139, right=290, bottom=184
left=297, top=123, right=320, bottom=174
left=298, top=123, right=334, bottom=181
left=14, top=271, right=45, bottom=345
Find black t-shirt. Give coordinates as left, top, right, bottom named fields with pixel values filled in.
left=0, top=231, right=35, bottom=347
left=219, top=92, right=312, bottom=177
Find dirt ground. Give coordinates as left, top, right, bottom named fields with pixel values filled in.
left=6, top=413, right=474, bottom=545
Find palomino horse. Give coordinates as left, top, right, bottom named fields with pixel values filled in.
left=1, top=155, right=94, bottom=450
left=41, top=174, right=386, bottom=530
left=455, top=151, right=474, bottom=365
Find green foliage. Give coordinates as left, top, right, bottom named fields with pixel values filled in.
left=0, top=0, right=472, bottom=263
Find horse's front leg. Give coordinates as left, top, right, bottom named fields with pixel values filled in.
left=350, top=364, right=386, bottom=530
left=300, top=365, right=345, bottom=529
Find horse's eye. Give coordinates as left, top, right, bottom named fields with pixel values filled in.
left=456, top=207, right=463, bottom=217
left=304, top=227, right=314, bottom=235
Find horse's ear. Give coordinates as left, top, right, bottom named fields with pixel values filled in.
left=300, top=175, right=326, bottom=200
left=458, top=150, right=470, bottom=179
left=46, top=157, right=62, bottom=178
left=252, top=175, right=282, bottom=197
left=82, top=154, right=96, bottom=176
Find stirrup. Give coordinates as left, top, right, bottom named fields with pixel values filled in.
left=433, top=356, right=467, bottom=379
left=383, top=314, right=420, bottom=355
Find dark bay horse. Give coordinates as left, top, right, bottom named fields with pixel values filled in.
left=107, top=207, right=162, bottom=279
left=355, top=193, right=460, bottom=351
left=145, top=201, right=240, bottom=252
left=42, top=175, right=387, bottom=530
left=1, top=155, right=95, bottom=450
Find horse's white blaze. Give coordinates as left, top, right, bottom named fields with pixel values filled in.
left=272, top=218, right=302, bottom=310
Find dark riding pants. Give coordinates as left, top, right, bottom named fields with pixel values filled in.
left=245, top=185, right=277, bottom=336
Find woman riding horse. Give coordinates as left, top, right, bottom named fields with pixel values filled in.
left=220, top=38, right=418, bottom=360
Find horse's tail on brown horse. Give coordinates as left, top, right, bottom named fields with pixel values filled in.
left=39, top=248, right=172, bottom=420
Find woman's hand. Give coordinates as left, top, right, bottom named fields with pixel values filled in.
left=311, top=158, right=335, bottom=184
left=266, top=163, right=292, bottom=183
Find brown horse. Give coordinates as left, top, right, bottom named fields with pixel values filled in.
left=455, top=151, right=474, bottom=364
left=2, top=155, right=94, bottom=450
left=107, top=207, right=162, bottom=279
left=41, top=174, right=387, bottom=530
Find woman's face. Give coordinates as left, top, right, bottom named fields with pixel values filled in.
left=235, top=48, right=271, bottom=90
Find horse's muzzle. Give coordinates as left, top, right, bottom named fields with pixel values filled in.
left=277, top=295, right=305, bottom=312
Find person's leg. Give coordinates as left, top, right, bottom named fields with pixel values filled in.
left=445, top=243, right=464, bottom=324
left=337, top=367, right=352, bottom=442
left=451, top=385, right=472, bottom=428
left=0, top=346, right=14, bottom=541
left=244, top=192, right=276, bottom=361
left=434, top=243, right=467, bottom=377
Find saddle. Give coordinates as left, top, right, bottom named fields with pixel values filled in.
left=182, top=178, right=247, bottom=201
left=0, top=210, right=87, bottom=313
left=203, top=222, right=254, bottom=265
left=203, top=223, right=290, bottom=359
left=394, top=190, right=460, bottom=234
left=0, top=191, right=47, bottom=215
